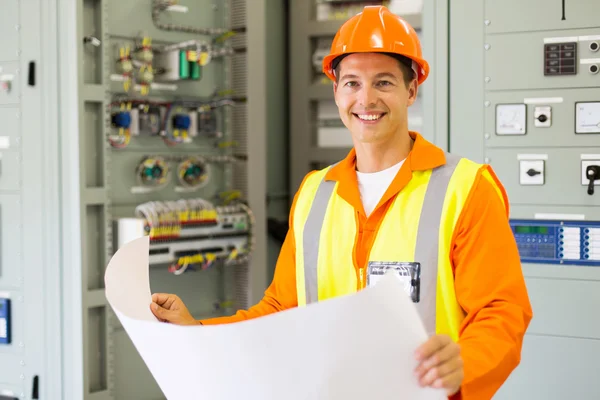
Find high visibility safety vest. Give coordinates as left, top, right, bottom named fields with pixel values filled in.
left=293, top=153, right=491, bottom=341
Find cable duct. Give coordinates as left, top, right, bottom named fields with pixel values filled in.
left=152, top=0, right=237, bottom=36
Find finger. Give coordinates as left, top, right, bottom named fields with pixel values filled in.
left=419, top=356, right=463, bottom=387
left=152, top=293, right=178, bottom=309
left=433, top=367, right=464, bottom=395
left=415, top=334, right=451, bottom=361
left=415, top=342, right=461, bottom=376
left=151, top=293, right=169, bottom=305
left=150, top=302, right=179, bottom=322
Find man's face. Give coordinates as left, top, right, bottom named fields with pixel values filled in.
left=333, top=53, right=418, bottom=145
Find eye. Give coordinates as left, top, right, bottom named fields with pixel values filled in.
left=377, top=80, right=393, bottom=87
left=344, top=81, right=358, bottom=87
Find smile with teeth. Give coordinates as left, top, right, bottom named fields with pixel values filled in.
left=354, top=113, right=385, bottom=121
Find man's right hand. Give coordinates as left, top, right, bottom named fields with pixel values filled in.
left=150, top=293, right=200, bottom=325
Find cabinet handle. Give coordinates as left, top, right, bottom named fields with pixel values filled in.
left=28, top=61, right=36, bottom=86
left=32, top=375, right=39, bottom=399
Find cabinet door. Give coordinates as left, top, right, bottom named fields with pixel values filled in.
left=0, top=0, right=62, bottom=398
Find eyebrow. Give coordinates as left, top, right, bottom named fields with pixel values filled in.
left=339, top=72, right=398, bottom=81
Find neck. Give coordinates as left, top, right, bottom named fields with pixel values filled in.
left=354, top=131, right=413, bottom=173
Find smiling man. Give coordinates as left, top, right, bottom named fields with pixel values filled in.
left=150, top=5, right=533, bottom=400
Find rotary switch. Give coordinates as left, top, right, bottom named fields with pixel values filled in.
left=534, top=106, right=552, bottom=128
left=586, top=165, right=600, bottom=195
left=527, top=168, right=541, bottom=177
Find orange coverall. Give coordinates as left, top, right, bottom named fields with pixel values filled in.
left=201, top=133, right=533, bottom=400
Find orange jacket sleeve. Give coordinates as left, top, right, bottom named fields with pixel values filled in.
left=199, top=228, right=298, bottom=325
left=198, top=173, right=316, bottom=325
left=450, top=166, right=533, bottom=400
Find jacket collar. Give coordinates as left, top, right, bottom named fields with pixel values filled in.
left=322, top=131, right=447, bottom=216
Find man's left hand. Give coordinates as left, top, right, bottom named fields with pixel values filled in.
left=414, top=334, right=464, bottom=395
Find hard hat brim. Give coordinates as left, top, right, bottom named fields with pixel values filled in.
left=323, top=51, right=430, bottom=85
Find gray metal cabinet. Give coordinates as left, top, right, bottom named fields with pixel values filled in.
left=0, top=0, right=63, bottom=399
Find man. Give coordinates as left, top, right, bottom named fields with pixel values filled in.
left=150, top=5, right=533, bottom=399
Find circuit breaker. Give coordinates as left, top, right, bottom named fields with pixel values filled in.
left=449, top=0, right=600, bottom=398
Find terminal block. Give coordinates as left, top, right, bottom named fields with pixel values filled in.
left=116, top=199, right=251, bottom=274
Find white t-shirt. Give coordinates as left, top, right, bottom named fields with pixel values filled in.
left=356, top=159, right=405, bottom=217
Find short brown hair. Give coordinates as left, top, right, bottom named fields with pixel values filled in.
left=333, top=53, right=415, bottom=88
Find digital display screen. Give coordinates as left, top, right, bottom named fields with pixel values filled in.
left=514, top=226, right=549, bottom=234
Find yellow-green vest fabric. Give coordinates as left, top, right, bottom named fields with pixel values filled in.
left=292, top=153, right=485, bottom=341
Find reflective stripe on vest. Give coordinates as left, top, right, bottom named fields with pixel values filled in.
left=293, top=153, right=484, bottom=341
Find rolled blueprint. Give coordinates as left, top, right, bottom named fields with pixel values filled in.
left=104, top=236, right=446, bottom=400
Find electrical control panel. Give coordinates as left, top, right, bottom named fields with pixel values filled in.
left=65, top=0, right=272, bottom=399
left=479, top=2, right=600, bottom=205
left=511, top=219, right=600, bottom=266
left=451, top=0, right=600, bottom=398
left=1, top=0, right=278, bottom=398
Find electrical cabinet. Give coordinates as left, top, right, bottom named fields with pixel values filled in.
left=0, top=0, right=281, bottom=399
left=58, top=0, right=274, bottom=398
left=449, top=0, right=600, bottom=398
left=0, top=0, right=63, bottom=399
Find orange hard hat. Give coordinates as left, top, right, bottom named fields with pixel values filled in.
left=322, top=5, right=429, bottom=85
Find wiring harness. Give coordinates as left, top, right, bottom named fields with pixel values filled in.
left=134, top=197, right=254, bottom=275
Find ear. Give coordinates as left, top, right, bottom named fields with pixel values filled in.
left=332, top=81, right=339, bottom=105
left=407, top=79, right=418, bottom=106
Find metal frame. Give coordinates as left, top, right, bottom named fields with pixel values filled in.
left=422, top=0, right=449, bottom=150
left=288, top=0, right=313, bottom=193
left=40, top=1, right=65, bottom=398
left=245, top=0, right=269, bottom=306
left=58, top=0, right=85, bottom=397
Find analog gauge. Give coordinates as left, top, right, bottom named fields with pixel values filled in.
left=496, top=104, right=527, bottom=135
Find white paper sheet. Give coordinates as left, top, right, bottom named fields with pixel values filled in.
left=105, top=236, right=447, bottom=400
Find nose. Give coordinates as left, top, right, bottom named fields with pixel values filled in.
left=357, top=85, right=378, bottom=107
